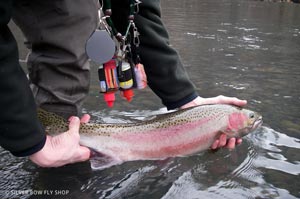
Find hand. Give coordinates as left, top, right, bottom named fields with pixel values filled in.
left=180, top=95, right=247, bottom=150
left=29, top=114, right=91, bottom=167
left=180, top=95, right=247, bottom=109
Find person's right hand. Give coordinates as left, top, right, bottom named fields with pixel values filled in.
left=29, top=115, right=91, bottom=167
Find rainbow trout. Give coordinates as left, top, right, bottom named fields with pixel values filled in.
left=38, top=104, right=262, bottom=169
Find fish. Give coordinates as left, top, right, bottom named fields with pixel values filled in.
left=37, top=104, right=263, bottom=170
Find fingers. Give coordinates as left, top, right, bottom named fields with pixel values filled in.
left=80, top=114, right=90, bottom=124
left=226, top=97, right=247, bottom=107
left=218, top=134, right=227, bottom=147
left=181, top=95, right=247, bottom=110
left=68, top=117, right=81, bottom=139
left=211, top=140, right=219, bottom=150
left=68, top=116, right=80, bottom=131
left=68, top=116, right=91, bottom=162
left=199, top=95, right=247, bottom=107
left=227, top=138, right=236, bottom=150
left=226, top=138, right=242, bottom=150
left=77, top=146, right=91, bottom=162
left=211, top=134, right=227, bottom=150
left=68, top=114, right=91, bottom=124
left=213, top=95, right=247, bottom=106
left=211, top=134, right=243, bottom=150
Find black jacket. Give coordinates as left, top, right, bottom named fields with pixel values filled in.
left=0, top=1, right=46, bottom=156
left=111, top=0, right=198, bottom=109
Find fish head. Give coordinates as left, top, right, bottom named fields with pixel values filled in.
left=224, top=107, right=263, bottom=138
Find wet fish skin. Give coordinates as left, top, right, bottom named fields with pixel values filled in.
left=38, top=104, right=262, bottom=169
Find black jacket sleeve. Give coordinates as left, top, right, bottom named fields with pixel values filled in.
left=111, top=0, right=198, bottom=109
left=0, top=1, right=46, bottom=157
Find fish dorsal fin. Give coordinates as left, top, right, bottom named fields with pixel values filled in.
left=90, top=150, right=123, bottom=170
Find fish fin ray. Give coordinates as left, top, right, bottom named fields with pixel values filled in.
left=90, top=150, right=122, bottom=170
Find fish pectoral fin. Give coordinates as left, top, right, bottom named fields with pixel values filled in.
left=89, top=150, right=122, bottom=170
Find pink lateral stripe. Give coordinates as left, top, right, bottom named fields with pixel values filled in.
left=130, top=130, right=219, bottom=159
left=112, top=117, right=214, bottom=143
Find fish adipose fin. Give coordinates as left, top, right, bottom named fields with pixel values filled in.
left=89, top=150, right=122, bottom=170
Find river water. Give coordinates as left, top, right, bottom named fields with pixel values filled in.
left=1, top=0, right=300, bottom=198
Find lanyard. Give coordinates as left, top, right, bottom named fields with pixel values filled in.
left=100, top=0, right=141, bottom=59
left=96, top=0, right=147, bottom=107
left=101, top=0, right=140, bottom=40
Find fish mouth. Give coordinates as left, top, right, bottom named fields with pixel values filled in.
left=239, top=116, right=263, bottom=137
left=252, top=116, right=263, bottom=130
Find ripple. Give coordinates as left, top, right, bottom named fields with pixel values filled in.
left=246, top=44, right=261, bottom=50
left=87, top=107, right=170, bottom=124
left=249, top=127, right=300, bottom=175
left=216, top=82, right=250, bottom=90
left=186, top=32, right=197, bottom=36
left=234, top=27, right=258, bottom=32
left=99, top=166, right=156, bottom=199
left=0, top=149, right=35, bottom=199
left=217, top=29, right=228, bottom=33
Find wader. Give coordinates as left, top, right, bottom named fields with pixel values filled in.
left=12, top=0, right=197, bottom=117
left=12, top=0, right=99, bottom=118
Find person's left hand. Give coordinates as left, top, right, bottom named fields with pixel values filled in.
left=180, top=95, right=247, bottom=150
left=29, top=114, right=91, bottom=167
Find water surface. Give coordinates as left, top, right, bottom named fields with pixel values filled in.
left=1, top=0, right=300, bottom=198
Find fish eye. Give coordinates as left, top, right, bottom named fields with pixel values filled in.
left=249, top=112, right=255, bottom=119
